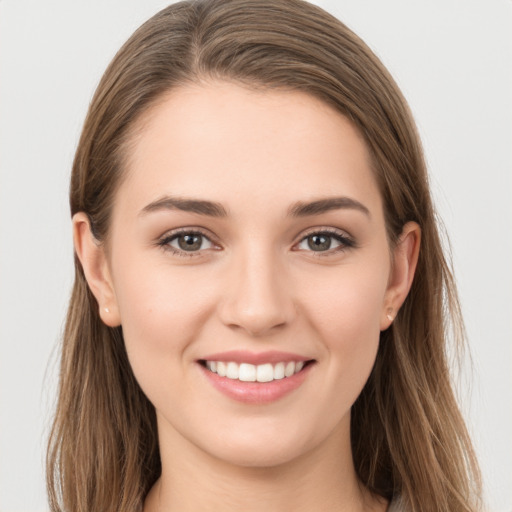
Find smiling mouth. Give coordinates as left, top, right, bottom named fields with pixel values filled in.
left=199, top=360, right=315, bottom=383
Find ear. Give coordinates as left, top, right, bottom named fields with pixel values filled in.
left=381, top=221, right=421, bottom=330
left=73, top=212, right=121, bottom=327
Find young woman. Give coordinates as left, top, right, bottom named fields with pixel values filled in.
left=46, top=1, right=482, bottom=511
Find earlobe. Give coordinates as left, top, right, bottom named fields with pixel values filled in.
left=72, top=212, right=121, bottom=327
left=381, top=221, right=421, bottom=330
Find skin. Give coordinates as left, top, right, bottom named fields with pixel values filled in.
left=74, top=82, right=420, bottom=512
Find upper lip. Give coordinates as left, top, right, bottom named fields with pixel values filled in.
left=199, top=350, right=312, bottom=365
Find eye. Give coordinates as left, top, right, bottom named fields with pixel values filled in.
left=158, top=230, right=215, bottom=255
left=296, top=230, right=355, bottom=254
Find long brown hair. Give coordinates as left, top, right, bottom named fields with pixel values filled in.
left=47, top=1, right=482, bottom=510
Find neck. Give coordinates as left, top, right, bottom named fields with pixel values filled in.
left=144, top=416, right=387, bottom=512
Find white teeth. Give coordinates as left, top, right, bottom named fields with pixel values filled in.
left=256, top=363, right=274, bottom=383
left=226, top=362, right=239, bottom=379
left=274, top=362, right=285, bottom=380
left=239, top=363, right=256, bottom=382
left=204, top=360, right=307, bottom=382
left=217, top=361, right=227, bottom=377
left=284, top=361, right=295, bottom=378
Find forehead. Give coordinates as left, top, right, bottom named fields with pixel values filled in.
left=118, top=81, right=382, bottom=219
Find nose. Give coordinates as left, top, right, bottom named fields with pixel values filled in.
left=217, top=245, right=296, bottom=337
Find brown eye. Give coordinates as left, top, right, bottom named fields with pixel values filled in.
left=177, top=234, right=203, bottom=251
left=296, top=230, right=355, bottom=254
left=306, top=234, right=332, bottom=251
left=166, top=232, right=214, bottom=253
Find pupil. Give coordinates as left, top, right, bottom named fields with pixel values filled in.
left=179, top=234, right=202, bottom=251
left=308, top=234, right=330, bottom=251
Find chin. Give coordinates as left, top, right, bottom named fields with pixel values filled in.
left=195, top=419, right=330, bottom=470
left=212, top=441, right=307, bottom=469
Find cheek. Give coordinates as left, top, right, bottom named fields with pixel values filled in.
left=300, top=260, right=388, bottom=340
left=297, top=261, right=388, bottom=393
left=114, top=252, right=212, bottom=332
left=110, top=255, right=217, bottom=391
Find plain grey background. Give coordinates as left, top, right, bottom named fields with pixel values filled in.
left=0, top=1, right=511, bottom=511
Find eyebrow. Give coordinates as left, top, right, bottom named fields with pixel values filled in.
left=140, top=196, right=228, bottom=217
left=287, top=196, right=370, bottom=218
left=140, top=195, right=370, bottom=218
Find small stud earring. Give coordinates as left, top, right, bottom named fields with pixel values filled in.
left=104, top=307, right=110, bottom=313
left=386, top=309, right=394, bottom=322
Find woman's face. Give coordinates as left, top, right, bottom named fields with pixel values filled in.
left=82, top=82, right=413, bottom=468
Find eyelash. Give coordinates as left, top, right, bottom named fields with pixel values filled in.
left=156, top=227, right=356, bottom=258
left=157, top=228, right=217, bottom=258
left=296, top=228, right=356, bottom=257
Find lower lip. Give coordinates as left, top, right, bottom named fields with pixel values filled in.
left=199, top=363, right=314, bottom=404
